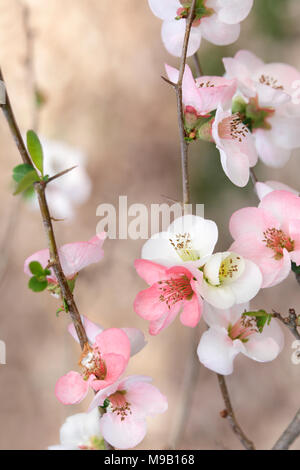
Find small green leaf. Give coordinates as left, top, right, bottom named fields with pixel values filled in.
left=27, top=130, right=44, bottom=175
left=63, top=298, right=69, bottom=312
left=12, top=163, right=34, bottom=183
left=56, top=307, right=64, bottom=317
left=292, top=262, right=300, bottom=275
left=28, top=276, right=48, bottom=292
left=243, top=310, right=273, bottom=333
left=13, top=169, right=39, bottom=195
left=100, top=398, right=110, bottom=410
left=29, top=261, right=45, bottom=277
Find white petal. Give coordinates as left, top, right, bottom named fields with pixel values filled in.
left=60, top=409, right=101, bottom=449
left=270, top=115, right=300, bottom=150
left=162, top=19, right=201, bottom=57
left=219, top=147, right=250, bottom=187
left=230, top=259, right=262, bottom=303
left=200, top=14, right=240, bottom=45
left=200, top=281, right=236, bottom=309
left=148, top=0, right=180, bottom=20
left=203, top=253, right=223, bottom=286
left=244, top=319, right=284, bottom=362
left=217, top=0, right=253, bottom=24
left=197, top=326, right=245, bottom=375
left=254, top=129, right=292, bottom=168
left=141, top=231, right=181, bottom=266
left=100, top=412, right=147, bottom=450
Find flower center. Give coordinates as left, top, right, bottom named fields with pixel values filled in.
left=259, top=74, right=284, bottom=91
left=228, top=317, right=258, bottom=342
left=158, top=275, right=193, bottom=308
left=219, top=255, right=242, bottom=283
left=169, top=232, right=200, bottom=261
left=79, top=344, right=107, bottom=381
left=263, top=227, right=294, bottom=259
left=108, top=391, right=132, bottom=421
left=219, top=113, right=249, bottom=143
left=175, top=0, right=214, bottom=26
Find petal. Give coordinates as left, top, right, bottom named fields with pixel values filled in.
left=59, top=233, right=106, bottom=278
left=217, top=0, right=254, bottom=24
left=142, top=231, right=181, bottom=266
left=255, top=181, right=298, bottom=202
left=229, top=206, right=279, bottom=239
left=148, top=303, right=181, bottom=335
left=126, top=382, right=168, bottom=417
left=195, top=76, right=237, bottom=114
left=234, top=49, right=265, bottom=72
left=203, top=252, right=223, bottom=286
left=197, top=326, right=245, bottom=375
left=269, top=115, right=300, bottom=150
left=180, top=293, right=202, bottom=327
left=229, top=259, right=262, bottom=303
left=254, top=129, right=292, bottom=168
left=219, top=146, right=250, bottom=187
left=24, top=249, right=55, bottom=281
left=134, top=259, right=168, bottom=285
left=259, top=190, right=300, bottom=225
left=100, top=412, right=147, bottom=449
left=92, top=354, right=127, bottom=390
left=95, top=328, right=131, bottom=362
left=60, top=409, right=101, bottom=448
left=121, top=328, right=147, bottom=357
left=55, top=371, right=89, bottom=405
left=134, top=284, right=170, bottom=322
left=244, top=319, right=284, bottom=362
left=199, top=281, right=236, bottom=309
left=203, top=301, right=249, bottom=329
left=162, top=19, right=201, bottom=57
left=200, top=15, right=240, bottom=46
left=148, top=0, right=180, bottom=20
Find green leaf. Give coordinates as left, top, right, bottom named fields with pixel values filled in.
left=292, top=262, right=300, bottom=275
left=12, top=163, right=34, bottom=183
left=13, top=169, right=39, bottom=195
left=29, top=261, right=45, bottom=277
left=243, top=310, right=273, bottom=333
left=63, top=298, right=69, bottom=312
left=27, top=130, right=44, bottom=175
left=28, top=276, right=48, bottom=292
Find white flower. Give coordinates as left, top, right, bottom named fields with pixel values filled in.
left=197, top=302, right=284, bottom=375
left=48, top=408, right=104, bottom=450
left=196, top=252, right=262, bottom=309
left=148, top=0, right=253, bottom=57
left=141, top=214, right=218, bottom=267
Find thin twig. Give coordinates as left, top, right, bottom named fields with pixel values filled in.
left=217, top=374, right=256, bottom=450
left=273, top=309, right=300, bottom=341
left=0, top=66, right=88, bottom=350
left=46, top=165, right=77, bottom=184
left=273, top=409, right=300, bottom=450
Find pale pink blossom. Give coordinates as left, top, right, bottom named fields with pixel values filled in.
left=55, top=328, right=131, bottom=405
left=223, top=50, right=300, bottom=167
left=197, top=303, right=284, bottom=375
left=24, top=233, right=106, bottom=283
left=48, top=408, right=104, bottom=450
left=142, top=215, right=218, bottom=267
left=212, top=106, right=257, bottom=186
left=196, top=251, right=262, bottom=309
left=89, top=375, right=168, bottom=449
left=148, top=0, right=253, bottom=57
left=230, top=190, right=300, bottom=287
left=255, top=181, right=299, bottom=201
left=165, top=64, right=237, bottom=115
left=134, top=259, right=203, bottom=335
left=68, top=315, right=147, bottom=357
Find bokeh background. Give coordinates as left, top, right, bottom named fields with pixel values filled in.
left=0, top=0, right=299, bottom=450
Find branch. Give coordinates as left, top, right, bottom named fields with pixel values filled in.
left=272, top=409, right=300, bottom=450
left=217, top=374, right=256, bottom=450
left=0, top=66, right=88, bottom=350
left=273, top=309, right=300, bottom=341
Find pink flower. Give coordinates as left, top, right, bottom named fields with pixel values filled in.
left=89, top=375, right=168, bottom=449
left=165, top=64, right=237, bottom=116
left=230, top=190, right=300, bottom=287
left=148, top=0, right=253, bottom=57
left=24, top=233, right=106, bottom=283
left=197, top=303, right=284, bottom=375
left=134, top=259, right=203, bottom=335
left=255, top=180, right=298, bottom=201
left=223, top=50, right=300, bottom=167
left=68, top=315, right=147, bottom=357
left=55, top=328, right=131, bottom=405
left=196, top=251, right=262, bottom=309
left=212, top=106, right=257, bottom=187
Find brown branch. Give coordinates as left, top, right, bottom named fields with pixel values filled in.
left=272, top=309, right=300, bottom=341
left=46, top=165, right=77, bottom=184
left=273, top=409, right=300, bottom=450
left=217, top=374, right=256, bottom=450
left=0, top=66, right=88, bottom=350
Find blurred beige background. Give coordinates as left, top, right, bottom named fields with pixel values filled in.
left=0, top=0, right=300, bottom=450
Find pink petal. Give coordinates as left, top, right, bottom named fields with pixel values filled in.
left=200, top=14, right=240, bottom=46
left=259, top=190, right=300, bottom=227
left=100, top=412, right=147, bottom=449
left=180, top=293, right=202, bottom=327
left=134, top=259, right=168, bottom=285
left=126, top=382, right=168, bottom=417
left=217, top=0, right=254, bottom=24
left=121, top=328, right=147, bottom=356
left=162, top=19, right=201, bottom=57
left=149, top=303, right=181, bottom=335
left=68, top=315, right=103, bottom=345
left=55, top=371, right=89, bottom=405
left=134, top=284, right=169, bottom=322
left=244, top=319, right=284, bottom=362
left=254, top=129, right=291, bottom=168
left=230, top=206, right=279, bottom=239
left=91, top=354, right=127, bottom=391
left=148, top=0, right=180, bottom=20
left=94, top=328, right=131, bottom=362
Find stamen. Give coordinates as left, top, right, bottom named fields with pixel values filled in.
left=259, top=74, right=284, bottom=90
left=228, top=316, right=258, bottom=342
left=219, top=113, right=249, bottom=143
left=219, top=256, right=241, bottom=281
left=169, top=233, right=200, bottom=261
left=158, top=275, right=193, bottom=308
left=108, top=391, right=132, bottom=421
left=79, top=343, right=107, bottom=381
left=263, top=228, right=294, bottom=259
